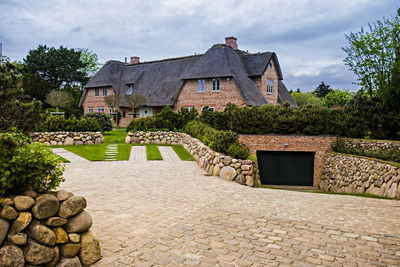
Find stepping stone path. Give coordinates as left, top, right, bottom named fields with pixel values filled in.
left=104, top=144, right=118, bottom=161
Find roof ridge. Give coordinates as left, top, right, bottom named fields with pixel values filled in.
left=125, top=54, right=203, bottom=66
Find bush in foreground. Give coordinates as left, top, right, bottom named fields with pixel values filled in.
left=0, top=130, right=65, bottom=197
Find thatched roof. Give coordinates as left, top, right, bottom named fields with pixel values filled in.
left=80, top=44, right=296, bottom=108
left=278, top=81, right=298, bottom=108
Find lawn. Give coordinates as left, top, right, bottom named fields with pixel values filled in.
left=146, top=145, right=163, bottom=160
left=172, top=145, right=195, bottom=161
left=61, top=128, right=132, bottom=161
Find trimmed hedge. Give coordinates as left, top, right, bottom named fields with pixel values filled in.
left=0, top=130, right=65, bottom=197
left=332, top=138, right=400, bottom=163
left=83, top=112, right=113, bottom=132
left=126, top=106, right=198, bottom=132
left=39, top=115, right=101, bottom=132
left=183, top=120, right=249, bottom=159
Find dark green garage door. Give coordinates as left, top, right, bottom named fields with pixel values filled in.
left=257, top=151, right=314, bottom=186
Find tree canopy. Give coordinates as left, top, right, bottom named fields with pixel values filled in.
left=313, top=81, right=332, bottom=98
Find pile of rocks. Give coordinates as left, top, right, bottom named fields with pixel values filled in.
left=31, top=132, right=104, bottom=146
left=0, top=190, right=101, bottom=266
left=126, top=131, right=259, bottom=186
left=320, top=152, right=400, bottom=198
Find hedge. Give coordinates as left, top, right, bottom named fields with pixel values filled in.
left=39, top=115, right=101, bottom=132
left=183, top=120, right=249, bottom=159
left=83, top=112, right=113, bottom=132
left=0, top=130, right=65, bottom=197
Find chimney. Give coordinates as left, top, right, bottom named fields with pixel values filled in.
left=225, top=36, right=238, bottom=50
left=130, top=56, right=140, bottom=64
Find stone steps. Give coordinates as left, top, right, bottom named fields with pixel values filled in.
left=104, top=144, right=118, bottom=161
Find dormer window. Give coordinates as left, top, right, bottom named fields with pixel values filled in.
left=127, top=85, right=133, bottom=95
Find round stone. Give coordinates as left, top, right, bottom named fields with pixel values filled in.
left=0, top=206, right=18, bottom=220
left=64, top=211, right=92, bottom=233
left=59, top=196, right=87, bottom=219
left=61, top=243, right=81, bottom=258
left=32, top=194, right=59, bottom=219
left=9, top=212, right=32, bottom=235
left=23, top=238, right=55, bottom=265
left=14, top=196, right=35, bottom=211
left=0, top=245, right=25, bottom=267
left=0, top=218, right=9, bottom=246
left=79, top=230, right=101, bottom=265
left=27, top=220, right=56, bottom=246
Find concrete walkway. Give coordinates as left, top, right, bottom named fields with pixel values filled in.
left=158, top=146, right=181, bottom=161
left=129, top=146, right=147, bottom=161
left=59, top=159, right=400, bottom=267
left=51, top=148, right=90, bottom=164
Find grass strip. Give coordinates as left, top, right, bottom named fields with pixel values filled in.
left=146, top=145, right=163, bottom=160
left=172, top=145, right=195, bottom=161
left=55, top=155, right=70, bottom=163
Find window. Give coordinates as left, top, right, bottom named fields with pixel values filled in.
left=103, top=87, right=107, bottom=96
left=88, top=108, right=93, bottom=113
left=266, top=79, right=274, bottom=94
left=197, top=79, right=205, bottom=93
left=108, top=108, right=113, bottom=114
left=97, top=107, right=105, bottom=113
left=127, top=85, right=133, bottom=95
left=269, top=62, right=272, bottom=69
left=94, top=88, right=99, bottom=97
left=212, top=78, right=220, bottom=92
left=185, top=107, right=193, bottom=111
left=201, top=106, right=215, bottom=112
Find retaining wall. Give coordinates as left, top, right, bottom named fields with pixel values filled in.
left=320, top=152, right=400, bottom=199
left=31, top=132, right=104, bottom=146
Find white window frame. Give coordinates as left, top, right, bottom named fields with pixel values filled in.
left=108, top=108, right=113, bottom=114
left=88, top=108, right=93, bottom=113
left=97, top=107, right=105, bottom=113
left=212, top=78, right=220, bottom=92
left=184, top=107, right=193, bottom=111
left=197, top=79, right=205, bottom=93
left=102, top=87, right=107, bottom=96
left=266, top=79, right=274, bottom=94
left=127, top=85, right=133, bottom=95
left=94, top=88, right=99, bottom=97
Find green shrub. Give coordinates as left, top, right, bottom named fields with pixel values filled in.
left=84, top=112, right=112, bottom=132
left=40, top=115, right=101, bottom=132
left=0, top=130, right=65, bottom=196
left=227, top=142, right=250, bottom=159
left=127, top=116, right=157, bottom=132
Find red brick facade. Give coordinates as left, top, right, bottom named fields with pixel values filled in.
left=174, top=58, right=279, bottom=113
left=174, top=78, right=246, bottom=112
left=238, top=135, right=337, bottom=187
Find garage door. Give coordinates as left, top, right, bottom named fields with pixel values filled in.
left=257, top=151, right=314, bottom=186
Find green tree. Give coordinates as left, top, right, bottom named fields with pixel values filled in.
left=0, top=61, right=43, bottom=132
left=78, top=48, right=100, bottom=78
left=313, top=81, right=332, bottom=98
left=322, top=89, right=353, bottom=108
left=45, top=89, right=72, bottom=111
left=290, top=91, right=323, bottom=107
left=342, top=9, right=400, bottom=96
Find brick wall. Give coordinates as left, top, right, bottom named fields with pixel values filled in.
left=251, top=58, right=279, bottom=105
left=174, top=78, right=246, bottom=112
left=238, top=135, right=337, bottom=187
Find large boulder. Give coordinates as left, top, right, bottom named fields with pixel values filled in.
left=64, top=211, right=92, bottom=233
left=0, top=218, right=9, bottom=246
left=79, top=230, right=101, bottom=265
left=64, top=137, right=74, bottom=145
left=32, top=194, right=59, bottom=220
left=27, top=220, right=56, bottom=246
left=61, top=243, right=81, bottom=258
left=23, top=238, right=55, bottom=265
left=0, top=206, right=18, bottom=220
left=57, top=256, right=82, bottom=267
left=219, top=166, right=237, bottom=181
left=9, top=212, right=32, bottom=235
left=58, top=196, right=87, bottom=218
left=13, top=196, right=35, bottom=211
left=0, top=245, right=24, bottom=267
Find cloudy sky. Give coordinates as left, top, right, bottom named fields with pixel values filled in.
left=0, top=0, right=398, bottom=91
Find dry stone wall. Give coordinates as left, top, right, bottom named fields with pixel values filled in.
left=341, top=138, right=400, bottom=152
left=320, top=152, right=400, bottom=199
left=31, top=132, right=104, bottom=146
left=126, top=131, right=259, bottom=186
left=0, top=190, right=101, bottom=266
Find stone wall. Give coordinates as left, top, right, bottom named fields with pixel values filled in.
left=320, top=152, right=400, bottom=199
left=238, top=134, right=337, bottom=187
left=0, top=190, right=101, bottom=266
left=341, top=138, right=400, bottom=153
left=126, top=131, right=258, bottom=186
left=31, top=132, right=104, bottom=146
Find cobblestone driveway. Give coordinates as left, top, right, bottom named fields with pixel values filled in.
left=60, top=159, right=400, bottom=266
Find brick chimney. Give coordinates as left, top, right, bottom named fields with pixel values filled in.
left=225, top=36, right=238, bottom=50
left=130, top=56, right=140, bottom=64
